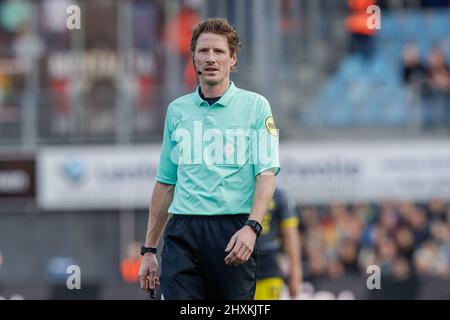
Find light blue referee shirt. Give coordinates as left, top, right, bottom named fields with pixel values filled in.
left=155, top=81, right=280, bottom=215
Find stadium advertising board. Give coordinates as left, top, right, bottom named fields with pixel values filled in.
left=0, top=157, right=35, bottom=200
left=279, top=140, right=450, bottom=204
left=38, top=146, right=160, bottom=210
left=38, top=141, right=450, bottom=209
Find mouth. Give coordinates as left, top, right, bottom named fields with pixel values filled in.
left=203, top=67, right=219, bottom=73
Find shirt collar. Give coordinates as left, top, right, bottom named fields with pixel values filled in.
left=194, top=81, right=237, bottom=107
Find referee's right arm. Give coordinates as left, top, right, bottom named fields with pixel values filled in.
left=139, top=104, right=177, bottom=292
left=138, top=181, right=174, bottom=292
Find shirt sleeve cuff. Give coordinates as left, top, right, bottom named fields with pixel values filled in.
left=254, top=166, right=280, bottom=177
left=154, top=176, right=177, bottom=185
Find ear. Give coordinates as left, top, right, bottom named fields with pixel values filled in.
left=230, top=54, right=237, bottom=68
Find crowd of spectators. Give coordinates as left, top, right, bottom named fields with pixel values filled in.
left=0, top=0, right=201, bottom=140
left=298, top=199, right=450, bottom=286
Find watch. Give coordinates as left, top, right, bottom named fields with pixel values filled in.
left=245, top=220, right=263, bottom=236
left=140, top=246, right=157, bottom=256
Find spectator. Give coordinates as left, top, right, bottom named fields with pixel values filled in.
left=360, top=222, right=378, bottom=247
left=376, top=237, right=398, bottom=275
left=328, top=259, right=345, bottom=279
left=338, top=240, right=360, bottom=274
left=430, top=221, right=450, bottom=246
left=414, top=240, right=449, bottom=278
left=398, top=201, right=417, bottom=225
left=392, top=256, right=413, bottom=281
left=395, top=226, right=415, bottom=262
left=358, top=246, right=376, bottom=271
left=402, top=43, right=427, bottom=88
left=300, top=206, right=324, bottom=250
left=426, top=198, right=448, bottom=222
left=352, top=202, right=377, bottom=225
left=423, top=47, right=450, bottom=129
left=305, top=247, right=328, bottom=283
left=40, top=0, right=72, bottom=51
left=408, top=208, right=430, bottom=246
left=426, top=48, right=450, bottom=92
left=379, top=203, right=400, bottom=236
left=346, top=0, right=378, bottom=59
left=120, top=241, right=142, bottom=284
left=164, top=0, right=201, bottom=92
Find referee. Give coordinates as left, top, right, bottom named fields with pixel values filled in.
left=138, top=18, right=280, bottom=300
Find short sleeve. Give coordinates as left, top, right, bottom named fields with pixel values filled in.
left=155, top=106, right=178, bottom=185
left=251, top=96, right=281, bottom=176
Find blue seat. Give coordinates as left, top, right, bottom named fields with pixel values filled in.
left=322, top=99, right=353, bottom=127
left=378, top=89, right=408, bottom=126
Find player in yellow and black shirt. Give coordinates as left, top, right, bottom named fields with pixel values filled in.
left=254, top=188, right=303, bottom=300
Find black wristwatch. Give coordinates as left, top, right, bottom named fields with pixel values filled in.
left=245, top=220, right=263, bottom=237
left=140, top=246, right=157, bottom=256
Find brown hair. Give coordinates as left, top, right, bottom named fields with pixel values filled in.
left=190, top=18, right=241, bottom=69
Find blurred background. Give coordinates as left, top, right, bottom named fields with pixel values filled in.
left=0, top=0, right=450, bottom=299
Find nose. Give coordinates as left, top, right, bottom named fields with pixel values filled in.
left=206, top=50, right=216, bottom=64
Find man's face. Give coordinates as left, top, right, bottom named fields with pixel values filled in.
left=193, top=32, right=236, bottom=87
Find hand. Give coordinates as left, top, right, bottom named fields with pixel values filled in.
left=224, top=225, right=257, bottom=266
left=138, top=253, right=160, bottom=292
left=288, top=268, right=302, bottom=299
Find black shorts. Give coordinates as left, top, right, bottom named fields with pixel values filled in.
left=160, top=214, right=257, bottom=300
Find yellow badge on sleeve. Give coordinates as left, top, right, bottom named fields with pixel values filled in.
left=265, top=116, right=278, bottom=136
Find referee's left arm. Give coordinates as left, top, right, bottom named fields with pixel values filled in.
left=224, top=170, right=276, bottom=265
